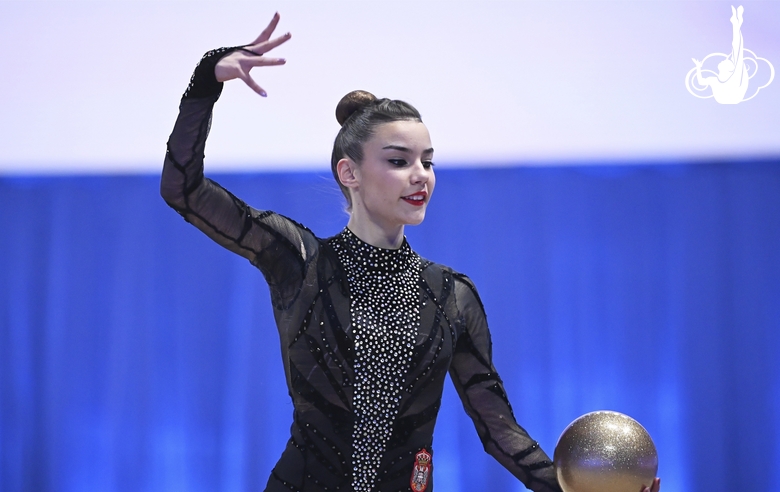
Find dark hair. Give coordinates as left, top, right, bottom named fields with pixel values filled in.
left=331, top=90, right=422, bottom=206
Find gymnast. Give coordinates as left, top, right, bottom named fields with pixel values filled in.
left=692, top=5, right=749, bottom=104
left=161, top=13, right=661, bottom=492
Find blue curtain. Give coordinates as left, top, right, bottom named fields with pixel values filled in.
left=2, top=161, right=779, bottom=492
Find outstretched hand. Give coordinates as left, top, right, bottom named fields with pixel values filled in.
left=214, top=13, right=291, bottom=96
left=640, top=477, right=661, bottom=492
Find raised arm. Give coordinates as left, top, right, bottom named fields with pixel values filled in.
left=448, top=274, right=562, bottom=492
left=161, top=15, right=316, bottom=308
left=730, top=6, right=745, bottom=70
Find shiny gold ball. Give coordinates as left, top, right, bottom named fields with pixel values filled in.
left=554, top=411, right=658, bottom=492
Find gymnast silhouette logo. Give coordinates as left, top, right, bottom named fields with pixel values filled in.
left=685, top=5, right=774, bottom=104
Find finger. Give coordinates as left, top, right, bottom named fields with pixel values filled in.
left=251, top=12, right=281, bottom=44
left=245, top=57, right=286, bottom=68
left=239, top=73, right=267, bottom=97
left=251, top=32, right=292, bottom=55
left=651, top=477, right=661, bottom=492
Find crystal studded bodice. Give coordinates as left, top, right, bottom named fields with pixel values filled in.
left=160, top=47, right=564, bottom=492
left=331, top=229, right=422, bottom=491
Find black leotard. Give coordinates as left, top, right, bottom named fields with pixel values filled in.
left=160, top=48, right=561, bottom=492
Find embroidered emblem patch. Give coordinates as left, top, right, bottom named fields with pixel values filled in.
left=410, top=449, right=432, bottom=492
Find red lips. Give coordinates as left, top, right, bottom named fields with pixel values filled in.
left=401, top=191, right=427, bottom=207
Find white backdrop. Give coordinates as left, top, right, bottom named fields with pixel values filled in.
left=1, top=0, right=778, bottom=173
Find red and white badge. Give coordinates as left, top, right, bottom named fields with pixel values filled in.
left=410, top=449, right=432, bottom=492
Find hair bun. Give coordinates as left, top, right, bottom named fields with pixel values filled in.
left=335, top=90, right=377, bottom=126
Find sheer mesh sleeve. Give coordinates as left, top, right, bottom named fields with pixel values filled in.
left=449, top=273, right=562, bottom=492
left=161, top=49, right=319, bottom=309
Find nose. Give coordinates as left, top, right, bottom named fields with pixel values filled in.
left=410, top=160, right=431, bottom=185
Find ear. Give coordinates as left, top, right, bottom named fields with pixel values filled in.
left=336, top=158, right=360, bottom=189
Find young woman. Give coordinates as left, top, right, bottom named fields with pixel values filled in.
left=161, top=13, right=660, bottom=492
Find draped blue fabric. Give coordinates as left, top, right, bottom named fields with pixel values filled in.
left=1, top=161, right=779, bottom=492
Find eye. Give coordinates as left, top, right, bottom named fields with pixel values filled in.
left=388, top=159, right=408, bottom=167
left=423, top=161, right=435, bottom=169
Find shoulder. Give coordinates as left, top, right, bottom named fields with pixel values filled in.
left=259, top=210, right=319, bottom=239
left=246, top=210, right=323, bottom=268
left=420, top=258, right=475, bottom=288
left=249, top=210, right=322, bottom=246
left=420, top=259, right=486, bottom=314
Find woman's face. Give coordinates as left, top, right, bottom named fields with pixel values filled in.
left=348, top=120, right=436, bottom=231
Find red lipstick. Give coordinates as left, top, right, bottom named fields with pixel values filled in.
left=401, top=191, right=427, bottom=207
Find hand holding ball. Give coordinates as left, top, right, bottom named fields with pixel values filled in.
left=554, top=411, right=658, bottom=492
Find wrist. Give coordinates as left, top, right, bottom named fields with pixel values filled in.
left=182, top=46, right=240, bottom=99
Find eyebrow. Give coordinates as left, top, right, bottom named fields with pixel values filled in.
left=382, top=145, right=435, bottom=155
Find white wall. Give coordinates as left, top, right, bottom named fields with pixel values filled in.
left=1, top=0, right=778, bottom=173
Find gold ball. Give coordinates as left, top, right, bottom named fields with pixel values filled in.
left=554, top=411, right=658, bottom=492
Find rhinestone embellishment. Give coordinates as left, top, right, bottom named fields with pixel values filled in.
left=332, top=228, right=421, bottom=492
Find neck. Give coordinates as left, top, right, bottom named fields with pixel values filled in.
left=346, top=214, right=405, bottom=249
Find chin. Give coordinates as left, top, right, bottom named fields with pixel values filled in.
left=404, top=212, right=427, bottom=226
